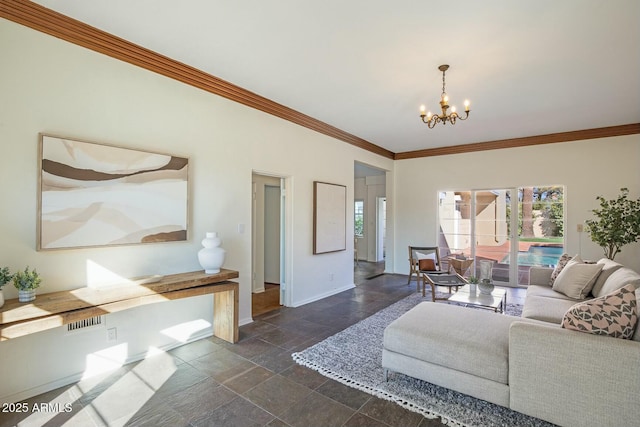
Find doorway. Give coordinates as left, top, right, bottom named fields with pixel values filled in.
left=354, top=161, right=388, bottom=271
left=251, top=173, right=289, bottom=316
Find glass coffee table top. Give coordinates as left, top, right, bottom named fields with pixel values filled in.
left=421, top=272, right=467, bottom=300
left=448, top=285, right=507, bottom=313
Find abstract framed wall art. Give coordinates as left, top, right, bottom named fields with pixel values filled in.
left=313, top=181, right=347, bottom=254
left=38, top=134, right=189, bottom=250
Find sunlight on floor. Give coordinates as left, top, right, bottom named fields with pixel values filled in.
left=15, top=388, right=79, bottom=426
left=18, top=347, right=178, bottom=426
left=82, top=349, right=177, bottom=425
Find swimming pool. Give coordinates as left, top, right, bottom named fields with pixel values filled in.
left=502, top=245, right=564, bottom=267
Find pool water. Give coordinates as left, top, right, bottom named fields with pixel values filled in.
left=502, top=245, right=564, bottom=267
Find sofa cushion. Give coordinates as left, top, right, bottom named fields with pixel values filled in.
left=526, top=284, right=580, bottom=300
left=383, top=302, right=520, bottom=384
left=590, top=258, right=624, bottom=296
left=548, top=253, right=572, bottom=285
left=552, top=258, right=603, bottom=299
left=562, top=284, right=638, bottom=339
left=522, top=295, right=579, bottom=324
left=594, top=267, right=640, bottom=298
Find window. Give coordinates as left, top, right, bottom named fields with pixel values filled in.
left=354, top=200, right=364, bottom=236
left=438, top=186, right=564, bottom=286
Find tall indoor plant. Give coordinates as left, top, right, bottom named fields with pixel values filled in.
left=585, top=188, right=640, bottom=260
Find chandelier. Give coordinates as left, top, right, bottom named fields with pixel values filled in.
left=419, top=64, right=470, bottom=128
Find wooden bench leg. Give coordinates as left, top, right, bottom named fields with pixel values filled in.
left=213, top=287, right=238, bottom=343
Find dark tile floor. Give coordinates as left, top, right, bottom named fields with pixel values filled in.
left=1, top=263, right=525, bottom=427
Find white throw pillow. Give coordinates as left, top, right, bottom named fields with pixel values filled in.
left=552, top=257, right=604, bottom=299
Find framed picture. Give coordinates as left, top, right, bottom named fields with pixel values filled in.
left=313, top=181, right=347, bottom=254
left=38, top=134, right=189, bottom=250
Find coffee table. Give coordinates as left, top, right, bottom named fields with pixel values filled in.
left=422, top=272, right=467, bottom=301
left=447, top=285, right=507, bottom=313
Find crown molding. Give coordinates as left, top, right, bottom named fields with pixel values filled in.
left=2, top=1, right=638, bottom=162
left=0, top=0, right=395, bottom=159
left=394, top=123, right=640, bottom=160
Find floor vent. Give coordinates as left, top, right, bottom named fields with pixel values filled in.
left=67, top=316, right=103, bottom=332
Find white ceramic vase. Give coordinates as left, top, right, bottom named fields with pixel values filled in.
left=198, top=232, right=226, bottom=274
left=478, top=281, right=494, bottom=295
left=18, top=289, right=36, bottom=302
left=0, top=289, right=4, bottom=308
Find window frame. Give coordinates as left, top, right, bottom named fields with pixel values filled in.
left=354, top=199, right=364, bottom=237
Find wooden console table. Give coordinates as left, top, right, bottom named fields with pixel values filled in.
left=0, top=269, right=239, bottom=343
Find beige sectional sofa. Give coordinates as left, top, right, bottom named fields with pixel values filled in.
left=382, top=258, right=640, bottom=427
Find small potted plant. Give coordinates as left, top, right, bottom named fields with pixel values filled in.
left=0, top=267, right=13, bottom=308
left=13, top=267, right=42, bottom=302
left=467, top=276, right=479, bottom=294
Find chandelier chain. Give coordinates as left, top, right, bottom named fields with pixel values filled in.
left=442, top=68, right=446, bottom=96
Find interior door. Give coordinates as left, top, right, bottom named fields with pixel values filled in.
left=264, top=185, right=281, bottom=285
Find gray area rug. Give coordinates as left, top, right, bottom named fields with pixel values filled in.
left=292, top=292, right=555, bottom=427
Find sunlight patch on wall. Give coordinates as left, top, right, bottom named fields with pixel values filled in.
left=161, top=319, right=212, bottom=343
left=81, top=343, right=129, bottom=380
left=85, top=260, right=164, bottom=288
left=86, top=260, right=130, bottom=288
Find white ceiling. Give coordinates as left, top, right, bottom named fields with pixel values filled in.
left=33, top=0, right=640, bottom=154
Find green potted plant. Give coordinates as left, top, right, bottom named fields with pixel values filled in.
left=13, top=267, right=42, bottom=302
left=585, top=188, right=640, bottom=260
left=0, top=267, right=13, bottom=308
left=467, top=275, right=479, bottom=294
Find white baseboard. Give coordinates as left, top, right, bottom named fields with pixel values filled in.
left=239, top=316, right=253, bottom=326
left=291, top=283, right=355, bottom=308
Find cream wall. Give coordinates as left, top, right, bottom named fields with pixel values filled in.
left=394, top=135, right=640, bottom=277
left=0, top=19, right=393, bottom=401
